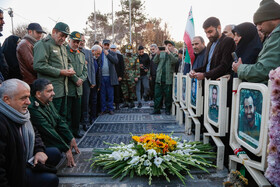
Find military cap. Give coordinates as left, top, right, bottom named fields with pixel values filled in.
left=164, top=40, right=175, bottom=46
left=103, top=39, right=110, bottom=44
left=69, top=31, right=82, bottom=41
left=53, top=22, right=70, bottom=35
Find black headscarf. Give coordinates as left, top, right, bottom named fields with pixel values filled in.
left=232, top=22, right=263, bottom=65
left=2, top=35, right=22, bottom=79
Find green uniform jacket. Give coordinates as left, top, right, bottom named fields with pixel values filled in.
left=238, top=24, right=280, bottom=84
left=33, top=34, right=72, bottom=98
left=29, top=96, right=74, bottom=152
left=154, top=52, right=178, bottom=85
left=66, top=45, right=88, bottom=96
left=123, top=54, right=140, bottom=82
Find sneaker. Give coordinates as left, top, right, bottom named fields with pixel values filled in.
left=137, top=102, right=142, bottom=108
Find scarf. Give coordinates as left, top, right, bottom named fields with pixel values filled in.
left=0, top=99, right=35, bottom=161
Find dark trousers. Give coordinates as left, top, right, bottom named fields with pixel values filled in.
left=26, top=147, right=61, bottom=187
left=67, top=95, right=82, bottom=135
left=100, top=76, right=114, bottom=112
left=149, top=76, right=156, bottom=100
left=81, top=80, right=91, bottom=125
left=114, top=84, right=123, bottom=104
left=154, top=83, right=172, bottom=113
left=89, top=86, right=98, bottom=123
left=53, top=96, right=67, bottom=121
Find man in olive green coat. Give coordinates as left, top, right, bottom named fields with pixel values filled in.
left=33, top=22, right=75, bottom=120
left=29, top=79, right=80, bottom=168
left=66, top=31, right=87, bottom=138
left=151, top=40, right=178, bottom=115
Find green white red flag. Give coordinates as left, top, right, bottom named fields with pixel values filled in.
left=183, top=7, right=195, bottom=65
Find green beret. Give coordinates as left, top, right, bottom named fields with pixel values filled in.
left=253, top=0, right=280, bottom=25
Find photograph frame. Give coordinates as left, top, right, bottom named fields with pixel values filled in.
left=179, top=75, right=188, bottom=109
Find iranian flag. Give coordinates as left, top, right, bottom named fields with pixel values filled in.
left=183, top=7, right=195, bottom=67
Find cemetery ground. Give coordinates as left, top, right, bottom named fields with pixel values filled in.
left=57, top=101, right=228, bottom=187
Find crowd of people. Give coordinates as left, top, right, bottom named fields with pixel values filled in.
left=0, top=0, right=280, bottom=186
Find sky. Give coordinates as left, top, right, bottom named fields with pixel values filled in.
left=1, top=0, right=280, bottom=46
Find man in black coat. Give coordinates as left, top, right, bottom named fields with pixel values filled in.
left=110, top=44, right=124, bottom=110
left=0, top=9, right=8, bottom=82
left=0, top=79, right=60, bottom=187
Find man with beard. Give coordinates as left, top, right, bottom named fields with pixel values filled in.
left=33, top=22, right=76, bottom=120
left=190, top=17, right=235, bottom=80
left=238, top=94, right=261, bottom=147
left=208, top=85, right=219, bottom=122
left=29, top=79, right=80, bottom=168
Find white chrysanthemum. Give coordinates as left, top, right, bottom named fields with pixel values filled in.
left=110, top=151, right=122, bottom=161
left=144, top=160, right=152, bottom=166
left=129, top=156, right=140, bottom=166
left=154, top=157, right=163, bottom=167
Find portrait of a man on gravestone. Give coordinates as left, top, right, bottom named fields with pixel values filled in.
left=191, top=78, right=197, bottom=106
left=208, top=85, right=219, bottom=123
left=174, top=76, right=177, bottom=98
left=182, top=77, right=186, bottom=101
left=238, top=89, right=262, bottom=149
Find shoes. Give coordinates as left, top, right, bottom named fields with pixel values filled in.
left=82, top=124, right=90, bottom=131
left=109, top=111, right=114, bottom=115
left=150, top=111, right=161, bottom=115
left=129, top=102, right=135, bottom=108
left=99, top=112, right=106, bottom=115
left=144, top=95, right=149, bottom=102
left=120, top=102, right=129, bottom=108
left=115, top=104, right=120, bottom=110
left=165, top=111, right=171, bottom=115
left=74, top=132, right=83, bottom=138
left=137, top=102, right=142, bottom=108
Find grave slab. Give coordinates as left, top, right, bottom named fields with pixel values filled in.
left=95, top=114, right=175, bottom=123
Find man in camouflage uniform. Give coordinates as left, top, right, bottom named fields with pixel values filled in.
left=121, top=44, right=140, bottom=108
left=33, top=22, right=75, bottom=119
left=66, top=31, right=87, bottom=138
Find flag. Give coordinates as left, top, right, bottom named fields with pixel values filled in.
left=183, top=7, right=195, bottom=66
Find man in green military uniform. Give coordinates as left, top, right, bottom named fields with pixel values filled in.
left=29, top=79, right=80, bottom=167
left=208, top=85, right=219, bottom=122
left=33, top=22, right=75, bottom=120
left=121, top=44, right=140, bottom=108
left=151, top=40, right=178, bottom=115
left=66, top=31, right=87, bottom=138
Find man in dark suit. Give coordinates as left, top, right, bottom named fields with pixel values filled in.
left=190, top=17, right=236, bottom=80
left=110, top=44, right=124, bottom=110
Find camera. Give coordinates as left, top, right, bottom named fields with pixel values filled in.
left=158, top=46, right=166, bottom=51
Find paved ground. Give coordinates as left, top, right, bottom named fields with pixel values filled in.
left=58, top=101, right=228, bottom=186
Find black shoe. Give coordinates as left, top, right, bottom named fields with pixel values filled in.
left=120, top=102, right=129, bottom=108
left=165, top=111, right=171, bottom=115
left=144, top=95, right=149, bottom=102
left=83, top=124, right=89, bottom=131
left=115, top=104, right=120, bottom=110
left=74, top=132, right=83, bottom=138
left=137, top=102, right=142, bottom=108
left=150, top=111, right=161, bottom=115
left=129, top=102, right=135, bottom=108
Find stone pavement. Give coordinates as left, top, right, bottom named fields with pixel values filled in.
left=58, top=101, right=227, bottom=186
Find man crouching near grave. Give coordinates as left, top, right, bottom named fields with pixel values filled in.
left=28, top=78, right=80, bottom=167
left=0, top=79, right=61, bottom=187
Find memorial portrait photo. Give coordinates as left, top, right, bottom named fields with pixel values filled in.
left=190, top=78, right=197, bottom=106
left=174, top=76, right=177, bottom=98
left=238, top=89, right=262, bottom=149
left=208, top=85, right=219, bottom=123
left=182, top=77, right=186, bottom=101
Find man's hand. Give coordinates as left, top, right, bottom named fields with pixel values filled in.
left=76, top=78, right=83, bottom=87
left=134, top=77, right=138, bottom=82
left=34, top=152, right=48, bottom=165
left=165, top=47, right=170, bottom=54
left=66, top=149, right=76, bottom=167
left=118, top=77, right=122, bottom=81
left=189, top=70, right=196, bottom=78
left=60, top=69, right=76, bottom=77
left=232, top=58, right=243, bottom=73
left=156, top=48, right=160, bottom=55
left=90, top=84, right=96, bottom=88
left=144, top=68, right=148, bottom=72
left=104, top=50, right=109, bottom=56
left=194, top=72, right=205, bottom=80
left=70, top=138, right=80, bottom=154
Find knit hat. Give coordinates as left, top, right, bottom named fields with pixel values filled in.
left=253, top=0, right=280, bottom=25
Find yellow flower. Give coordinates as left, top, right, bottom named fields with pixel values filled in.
left=132, top=136, right=140, bottom=142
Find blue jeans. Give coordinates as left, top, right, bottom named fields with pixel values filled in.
left=100, top=76, right=114, bottom=112
left=26, top=147, right=61, bottom=187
